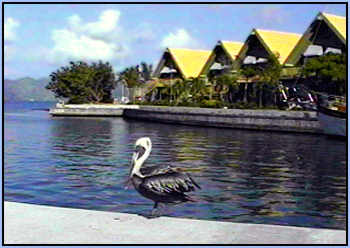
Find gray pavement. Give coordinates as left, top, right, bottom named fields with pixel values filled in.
left=4, top=201, right=346, bottom=244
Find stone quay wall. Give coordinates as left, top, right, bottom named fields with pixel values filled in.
left=123, top=106, right=321, bottom=134
left=49, top=104, right=321, bottom=134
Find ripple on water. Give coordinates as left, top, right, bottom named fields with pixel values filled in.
left=4, top=102, right=347, bottom=230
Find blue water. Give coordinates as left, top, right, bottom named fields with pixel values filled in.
left=4, top=101, right=347, bottom=229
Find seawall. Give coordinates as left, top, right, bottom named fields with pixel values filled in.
left=124, top=106, right=321, bottom=133
left=49, top=104, right=139, bottom=117
left=50, top=104, right=322, bottom=134
left=4, top=201, right=346, bottom=244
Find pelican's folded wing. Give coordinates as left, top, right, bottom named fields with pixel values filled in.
left=141, top=170, right=201, bottom=195
left=140, top=165, right=171, bottom=177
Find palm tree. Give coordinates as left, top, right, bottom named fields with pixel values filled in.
left=119, top=66, right=141, bottom=88
left=140, top=62, right=153, bottom=82
left=190, top=77, right=207, bottom=104
left=214, top=73, right=238, bottom=103
left=172, top=79, right=192, bottom=105
left=258, top=54, right=282, bottom=107
left=118, top=66, right=140, bottom=102
left=118, top=62, right=154, bottom=102
left=240, top=67, right=257, bottom=103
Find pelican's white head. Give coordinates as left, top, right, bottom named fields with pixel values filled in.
left=129, top=137, right=152, bottom=177
left=135, top=137, right=152, bottom=151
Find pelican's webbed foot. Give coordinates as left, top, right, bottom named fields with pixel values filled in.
left=138, top=202, right=166, bottom=219
left=151, top=202, right=161, bottom=217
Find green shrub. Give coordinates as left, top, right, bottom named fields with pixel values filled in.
left=200, top=99, right=223, bottom=108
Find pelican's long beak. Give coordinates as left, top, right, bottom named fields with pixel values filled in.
left=125, top=151, right=137, bottom=189
left=124, top=145, right=145, bottom=189
left=128, top=146, right=144, bottom=175
left=132, top=145, right=146, bottom=167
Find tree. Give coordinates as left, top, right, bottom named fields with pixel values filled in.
left=190, top=77, right=208, bottom=104
left=214, top=73, right=239, bottom=103
left=172, top=79, right=192, bottom=105
left=260, top=54, right=282, bottom=87
left=140, top=62, right=153, bottom=82
left=46, top=61, right=117, bottom=104
left=119, top=62, right=154, bottom=87
left=118, top=62, right=154, bottom=102
left=240, top=67, right=257, bottom=103
left=243, top=54, right=282, bottom=108
left=259, top=54, right=282, bottom=107
left=302, top=53, right=346, bottom=95
left=118, top=66, right=141, bottom=89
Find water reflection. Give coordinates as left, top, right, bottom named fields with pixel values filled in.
left=48, top=117, right=133, bottom=204
left=50, top=117, right=116, bottom=158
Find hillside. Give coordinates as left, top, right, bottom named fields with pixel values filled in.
left=4, top=77, right=123, bottom=102
left=4, top=77, right=56, bottom=102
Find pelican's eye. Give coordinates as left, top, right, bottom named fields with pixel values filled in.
left=135, top=145, right=146, bottom=160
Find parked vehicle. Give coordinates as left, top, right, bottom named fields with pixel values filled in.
left=121, top=96, right=130, bottom=104
left=277, top=83, right=317, bottom=111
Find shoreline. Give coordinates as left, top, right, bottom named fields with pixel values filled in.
left=49, top=104, right=322, bottom=134
left=4, top=201, right=346, bottom=244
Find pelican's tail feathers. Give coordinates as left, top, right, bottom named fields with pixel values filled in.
left=188, top=175, right=201, bottom=190
left=184, top=194, right=202, bottom=202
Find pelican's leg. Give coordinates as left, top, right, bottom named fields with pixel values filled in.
left=158, top=202, right=168, bottom=210
left=151, top=202, right=160, bottom=216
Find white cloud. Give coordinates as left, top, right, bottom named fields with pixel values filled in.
left=86, top=9, right=120, bottom=35
left=160, top=28, right=200, bottom=49
left=67, top=10, right=121, bottom=40
left=49, top=9, right=129, bottom=64
left=50, top=29, right=122, bottom=62
left=5, top=17, right=20, bottom=42
left=4, top=18, right=20, bottom=62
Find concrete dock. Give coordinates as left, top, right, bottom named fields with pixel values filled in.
left=50, top=104, right=322, bottom=134
left=4, top=201, right=346, bottom=244
left=49, top=104, right=139, bottom=117
left=124, top=105, right=321, bottom=133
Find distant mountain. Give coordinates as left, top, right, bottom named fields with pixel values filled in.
left=4, top=77, right=124, bottom=102
left=4, top=77, right=56, bottom=102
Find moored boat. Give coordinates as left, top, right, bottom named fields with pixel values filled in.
left=317, top=94, right=346, bottom=137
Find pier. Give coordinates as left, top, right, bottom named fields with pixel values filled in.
left=49, top=104, right=322, bottom=134
left=49, top=104, right=139, bottom=117
left=4, top=201, right=345, bottom=244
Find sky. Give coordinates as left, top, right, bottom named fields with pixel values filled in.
left=3, top=3, right=346, bottom=80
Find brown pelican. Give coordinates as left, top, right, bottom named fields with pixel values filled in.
left=126, top=137, right=201, bottom=215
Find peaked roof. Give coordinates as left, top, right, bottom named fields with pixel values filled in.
left=240, top=29, right=302, bottom=65
left=219, top=41, right=244, bottom=61
left=155, top=48, right=211, bottom=79
left=322, top=12, right=346, bottom=42
left=285, top=12, right=346, bottom=66
left=200, top=40, right=244, bottom=75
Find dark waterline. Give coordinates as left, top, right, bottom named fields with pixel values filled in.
left=4, top=102, right=347, bottom=230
